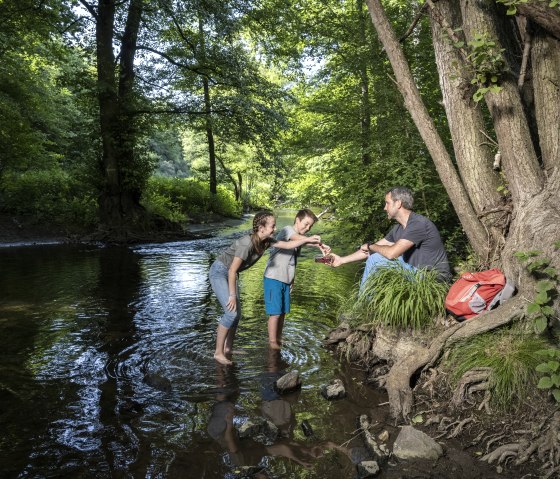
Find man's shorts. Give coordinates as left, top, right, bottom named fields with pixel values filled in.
left=263, top=277, right=291, bottom=315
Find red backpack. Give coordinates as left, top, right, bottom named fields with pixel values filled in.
left=444, top=268, right=515, bottom=321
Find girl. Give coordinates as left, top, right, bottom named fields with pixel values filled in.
left=209, top=211, right=322, bottom=365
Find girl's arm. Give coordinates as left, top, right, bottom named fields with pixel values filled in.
left=226, top=257, right=243, bottom=312
left=274, top=234, right=321, bottom=250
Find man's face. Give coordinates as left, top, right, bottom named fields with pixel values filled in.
left=294, top=216, right=314, bottom=235
left=384, top=193, right=400, bottom=220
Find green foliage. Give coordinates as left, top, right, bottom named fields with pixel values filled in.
left=496, top=0, right=560, bottom=15
left=466, top=33, right=506, bottom=102
left=535, top=349, right=560, bottom=403
left=0, top=170, right=97, bottom=228
left=515, top=245, right=559, bottom=334
left=447, top=327, right=549, bottom=409
left=341, top=264, right=447, bottom=331
left=142, top=177, right=242, bottom=223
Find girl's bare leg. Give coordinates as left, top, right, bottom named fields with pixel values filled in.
left=224, top=326, right=236, bottom=356
left=214, top=324, right=233, bottom=365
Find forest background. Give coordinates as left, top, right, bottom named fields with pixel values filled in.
left=0, top=0, right=466, bottom=257
left=3, top=0, right=560, bottom=452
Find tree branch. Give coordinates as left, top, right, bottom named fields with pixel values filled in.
left=399, top=3, right=428, bottom=43
left=78, top=0, right=98, bottom=22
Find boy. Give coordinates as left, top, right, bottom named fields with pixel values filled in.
left=263, top=209, right=329, bottom=349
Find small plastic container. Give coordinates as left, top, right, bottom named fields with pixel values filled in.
left=314, top=255, right=333, bottom=265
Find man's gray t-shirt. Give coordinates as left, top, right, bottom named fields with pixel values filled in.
left=264, top=225, right=299, bottom=284
left=385, top=212, right=451, bottom=282
left=217, top=235, right=273, bottom=272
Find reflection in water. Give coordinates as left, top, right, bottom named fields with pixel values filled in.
left=0, top=213, right=385, bottom=478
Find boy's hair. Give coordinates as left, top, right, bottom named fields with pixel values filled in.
left=295, top=208, right=318, bottom=223
left=386, top=187, right=414, bottom=210
left=251, top=210, right=275, bottom=255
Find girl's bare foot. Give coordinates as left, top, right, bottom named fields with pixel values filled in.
left=269, top=341, right=282, bottom=350
left=214, top=353, right=233, bottom=365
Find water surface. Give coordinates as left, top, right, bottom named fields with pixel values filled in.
left=1, top=212, right=391, bottom=478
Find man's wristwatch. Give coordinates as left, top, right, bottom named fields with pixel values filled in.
left=366, top=242, right=371, bottom=253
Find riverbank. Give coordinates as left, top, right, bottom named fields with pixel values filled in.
left=0, top=212, right=248, bottom=247
left=326, top=323, right=559, bottom=478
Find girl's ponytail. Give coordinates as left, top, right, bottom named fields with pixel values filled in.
left=251, top=210, right=274, bottom=255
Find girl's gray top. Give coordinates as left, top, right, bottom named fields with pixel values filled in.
left=216, top=234, right=274, bottom=273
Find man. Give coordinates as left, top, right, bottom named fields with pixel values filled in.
left=331, top=187, right=451, bottom=285
left=263, top=209, right=329, bottom=349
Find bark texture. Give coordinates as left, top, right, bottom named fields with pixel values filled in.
left=429, top=0, right=504, bottom=256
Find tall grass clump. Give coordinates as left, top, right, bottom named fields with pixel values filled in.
left=342, top=263, right=447, bottom=330
left=446, top=327, right=549, bottom=409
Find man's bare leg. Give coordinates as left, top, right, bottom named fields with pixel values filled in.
left=214, top=324, right=233, bottom=365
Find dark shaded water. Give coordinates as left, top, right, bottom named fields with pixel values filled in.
left=1, top=213, right=509, bottom=479
left=1, top=213, right=396, bottom=478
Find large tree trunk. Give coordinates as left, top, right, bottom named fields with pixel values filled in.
left=93, top=0, right=146, bottom=232
left=531, top=28, right=560, bottom=175
left=429, top=0, right=504, bottom=258
left=365, top=0, right=490, bottom=259
left=460, top=0, right=543, bottom=205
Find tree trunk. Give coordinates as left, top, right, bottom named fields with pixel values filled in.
left=429, top=0, right=504, bottom=257
left=198, top=15, right=217, bottom=195
left=95, top=0, right=145, bottom=231
left=460, top=0, right=543, bottom=205
left=357, top=0, right=372, bottom=166
left=364, top=0, right=560, bottom=420
left=518, top=2, right=560, bottom=41
left=365, top=0, right=489, bottom=258
left=531, top=28, right=560, bottom=175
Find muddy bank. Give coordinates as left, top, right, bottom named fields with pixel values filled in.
left=326, top=323, right=557, bottom=478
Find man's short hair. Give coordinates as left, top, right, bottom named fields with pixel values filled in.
left=386, top=187, right=414, bottom=210
left=295, top=208, right=318, bottom=223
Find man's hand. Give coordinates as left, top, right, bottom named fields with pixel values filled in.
left=329, top=254, right=343, bottom=267
left=360, top=243, right=370, bottom=255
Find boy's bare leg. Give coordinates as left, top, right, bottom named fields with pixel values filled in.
left=268, top=314, right=285, bottom=349
left=214, top=324, right=233, bottom=365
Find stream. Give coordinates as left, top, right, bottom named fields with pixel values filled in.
left=0, top=212, right=503, bottom=478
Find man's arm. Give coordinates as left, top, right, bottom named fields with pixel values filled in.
left=366, top=238, right=414, bottom=260
left=330, top=238, right=390, bottom=267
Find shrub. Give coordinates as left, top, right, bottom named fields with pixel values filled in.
left=142, top=176, right=242, bottom=222
left=0, top=169, right=97, bottom=228
left=341, top=263, right=447, bottom=330
left=447, top=327, right=549, bottom=409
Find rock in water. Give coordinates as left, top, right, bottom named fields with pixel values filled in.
left=274, top=371, right=301, bottom=393
left=321, top=378, right=346, bottom=400
left=143, top=373, right=172, bottom=392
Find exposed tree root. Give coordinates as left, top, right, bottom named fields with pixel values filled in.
left=385, top=295, right=527, bottom=419
left=451, top=367, right=492, bottom=408
left=515, top=411, right=560, bottom=466
left=481, top=443, right=520, bottom=464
